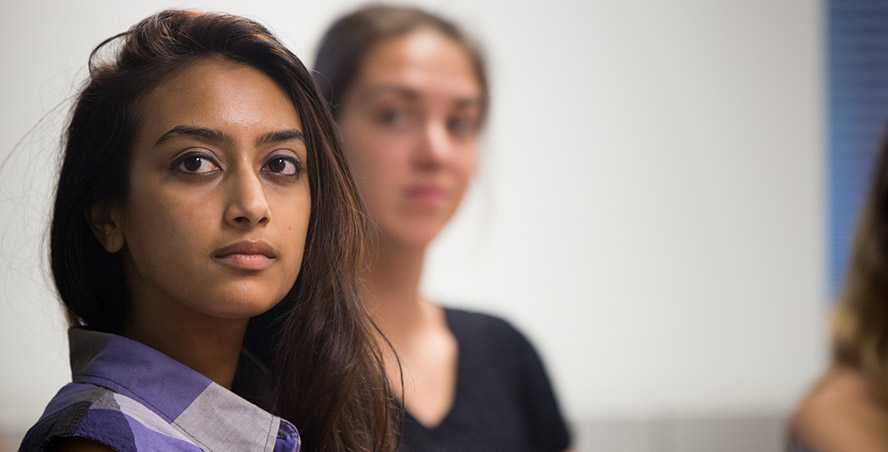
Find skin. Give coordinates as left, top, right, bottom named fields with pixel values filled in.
left=337, top=28, right=482, bottom=428
left=793, top=366, right=888, bottom=452
left=89, top=56, right=310, bottom=390
left=63, top=56, right=310, bottom=452
left=341, top=32, right=574, bottom=450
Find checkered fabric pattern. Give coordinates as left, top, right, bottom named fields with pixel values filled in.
left=19, top=328, right=299, bottom=452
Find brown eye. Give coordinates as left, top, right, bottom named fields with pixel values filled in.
left=174, top=153, right=221, bottom=175
left=447, top=116, right=477, bottom=139
left=375, top=106, right=418, bottom=130
left=375, top=108, right=406, bottom=128
left=263, top=156, right=302, bottom=176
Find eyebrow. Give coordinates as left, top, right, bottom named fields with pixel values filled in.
left=361, top=85, right=420, bottom=101
left=256, top=129, right=305, bottom=146
left=154, top=125, right=305, bottom=147
left=362, top=84, right=482, bottom=109
left=452, top=98, right=483, bottom=110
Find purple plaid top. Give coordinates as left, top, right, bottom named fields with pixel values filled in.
left=19, top=328, right=300, bottom=452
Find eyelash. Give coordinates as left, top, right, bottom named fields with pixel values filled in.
left=375, top=107, right=413, bottom=128
left=261, top=155, right=304, bottom=178
left=447, top=117, right=477, bottom=138
left=172, top=152, right=221, bottom=176
left=171, top=151, right=304, bottom=179
left=373, top=107, right=478, bottom=138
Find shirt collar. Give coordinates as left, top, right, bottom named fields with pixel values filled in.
left=69, top=327, right=299, bottom=451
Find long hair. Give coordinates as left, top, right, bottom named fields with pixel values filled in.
left=833, top=128, right=888, bottom=403
left=312, top=4, right=489, bottom=123
left=49, top=10, right=397, bottom=452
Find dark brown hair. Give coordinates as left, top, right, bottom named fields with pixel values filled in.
left=313, top=3, right=489, bottom=123
left=833, top=128, right=888, bottom=403
left=50, top=10, right=397, bottom=452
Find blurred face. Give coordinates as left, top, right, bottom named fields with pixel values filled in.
left=103, top=56, right=310, bottom=321
left=338, top=29, right=483, bottom=247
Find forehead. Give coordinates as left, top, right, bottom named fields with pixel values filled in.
left=136, top=56, right=302, bottom=137
left=355, top=29, right=482, bottom=100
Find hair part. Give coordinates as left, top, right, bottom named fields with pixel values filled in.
left=50, top=9, right=398, bottom=451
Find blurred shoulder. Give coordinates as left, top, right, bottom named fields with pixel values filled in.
left=792, top=366, right=888, bottom=452
left=442, top=306, right=543, bottom=365
left=443, top=306, right=528, bottom=342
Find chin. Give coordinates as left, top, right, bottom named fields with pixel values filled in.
left=387, top=206, right=459, bottom=245
left=202, top=285, right=285, bottom=320
left=390, top=223, right=446, bottom=248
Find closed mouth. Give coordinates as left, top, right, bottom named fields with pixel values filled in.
left=212, top=240, right=278, bottom=259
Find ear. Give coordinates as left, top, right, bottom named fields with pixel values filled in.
left=86, top=203, right=125, bottom=253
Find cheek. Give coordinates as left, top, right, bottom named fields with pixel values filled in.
left=343, top=130, right=410, bottom=201
left=453, top=143, right=478, bottom=188
left=122, top=177, right=219, bottom=270
left=269, top=189, right=311, bottom=267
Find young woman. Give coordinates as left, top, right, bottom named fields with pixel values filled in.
left=20, top=10, right=396, bottom=452
left=791, top=132, right=888, bottom=452
left=313, top=5, right=572, bottom=451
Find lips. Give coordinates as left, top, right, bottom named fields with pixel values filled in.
left=405, top=184, right=448, bottom=204
left=212, top=240, right=277, bottom=271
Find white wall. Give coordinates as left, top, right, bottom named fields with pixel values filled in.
left=0, top=0, right=827, bottom=442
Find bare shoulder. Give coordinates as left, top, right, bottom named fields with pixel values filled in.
left=51, top=438, right=116, bottom=452
left=792, top=366, right=888, bottom=452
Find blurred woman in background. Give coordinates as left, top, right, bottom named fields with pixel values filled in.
left=792, top=132, right=888, bottom=451
left=314, top=5, right=572, bottom=451
left=20, top=10, right=396, bottom=452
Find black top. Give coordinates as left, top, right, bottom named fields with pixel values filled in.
left=399, top=307, right=572, bottom=452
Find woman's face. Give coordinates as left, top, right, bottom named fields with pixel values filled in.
left=338, top=29, right=483, bottom=247
left=107, top=56, right=310, bottom=321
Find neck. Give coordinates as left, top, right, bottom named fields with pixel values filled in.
left=362, top=235, right=428, bottom=335
left=124, top=295, right=246, bottom=390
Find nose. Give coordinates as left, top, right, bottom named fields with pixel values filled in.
left=413, top=120, right=451, bottom=170
left=223, top=165, right=271, bottom=228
